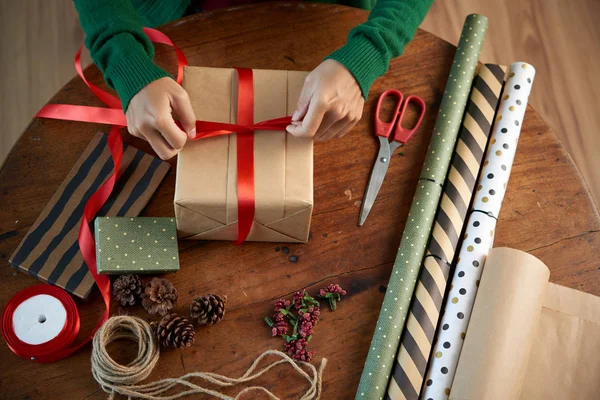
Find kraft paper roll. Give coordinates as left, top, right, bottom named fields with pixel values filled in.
left=450, top=248, right=600, bottom=400
left=355, top=14, right=488, bottom=400
left=450, top=248, right=549, bottom=400
left=422, top=62, right=536, bottom=399
left=385, top=64, right=506, bottom=400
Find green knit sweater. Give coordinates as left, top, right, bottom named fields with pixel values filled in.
left=73, top=0, right=432, bottom=111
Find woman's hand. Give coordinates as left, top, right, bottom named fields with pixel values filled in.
left=126, top=77, right=197, bottom=160
left=286, top=59, right=364, bottom=141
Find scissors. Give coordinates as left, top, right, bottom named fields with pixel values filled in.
left=358, top=89, right=426, bottom=226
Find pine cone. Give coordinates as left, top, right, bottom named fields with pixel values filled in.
left=141, top=277, right=178, bottom=316
left=112, top=274, right=143, bottom=306
left=155, top=313, right=195, bottom=348
left=189, top=294, right=227, bottom=325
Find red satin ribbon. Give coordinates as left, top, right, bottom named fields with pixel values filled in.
left=142, top=27, right=187, bottom=86
left=2, top=285, right=80, bottom=362
left=36, top=105, right=292, bottom=138
left=233, top=68, right=255, bottom=244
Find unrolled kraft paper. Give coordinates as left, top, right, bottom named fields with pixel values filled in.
left=175, top=67, right=312, bottom=243
left=450, top=247, right=600, bottom=400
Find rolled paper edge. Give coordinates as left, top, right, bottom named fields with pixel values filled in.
left=450, top=247, right=550, bottom=400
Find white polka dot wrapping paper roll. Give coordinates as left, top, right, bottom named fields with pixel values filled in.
left=355, top=14, right=488, bottom=400
left=422, top=62, right=536, bottom=400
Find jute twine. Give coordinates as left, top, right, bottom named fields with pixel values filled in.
left=91, top=315, right=327, bottom=400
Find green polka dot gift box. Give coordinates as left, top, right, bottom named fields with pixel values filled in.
left=94, top=217, right=180, bottom=274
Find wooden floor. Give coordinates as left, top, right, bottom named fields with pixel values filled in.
left=1, top=0, right=599, bottom=207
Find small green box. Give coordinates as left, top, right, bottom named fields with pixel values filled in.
left=95, top=217, right=180, bottom=274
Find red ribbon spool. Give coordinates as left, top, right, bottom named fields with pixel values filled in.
left=2, top=285, right=80, bottom=362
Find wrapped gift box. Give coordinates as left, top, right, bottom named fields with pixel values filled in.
left=174, top=67, right=313, bottom=243
left=94, top=217, right=180, bottom=274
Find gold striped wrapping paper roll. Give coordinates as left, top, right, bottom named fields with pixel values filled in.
left=422, top=62, right=536, bottom=400
left=385, top=64, right=506, bottom=400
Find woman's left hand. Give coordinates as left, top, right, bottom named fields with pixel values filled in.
left=286, top=59, right=364, bottom=141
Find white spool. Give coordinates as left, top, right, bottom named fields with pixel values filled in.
left=12, top=294, right=67, bottom=345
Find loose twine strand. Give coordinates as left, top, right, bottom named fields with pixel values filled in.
left=91, top=316, right=327, bottom=400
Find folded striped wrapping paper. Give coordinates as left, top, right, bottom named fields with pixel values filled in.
left=9, top=132, right=170, bottom=298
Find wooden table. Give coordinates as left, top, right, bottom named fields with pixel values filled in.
left=1, top=3, right=599, bottom=399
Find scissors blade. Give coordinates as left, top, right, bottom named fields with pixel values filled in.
left=359, top=137, right=392, bottom=226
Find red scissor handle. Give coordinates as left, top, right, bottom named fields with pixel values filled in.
left=394, top=95, right=426, bottom=144
left=374, top=89, right=403, bottom=138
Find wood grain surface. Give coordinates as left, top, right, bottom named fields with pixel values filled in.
left=421, top=0, right=600, bottom=217
left=0, top=0, right=90, bottom=165
left=0, top=3, right=599, bottom=399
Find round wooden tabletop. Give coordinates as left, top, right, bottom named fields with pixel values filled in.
left=1, top=3, right=599, bottom=399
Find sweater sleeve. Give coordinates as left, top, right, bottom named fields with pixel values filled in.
left=326, top=0, right=434, bottom=98
left=73, top=0, right=172, bottom=111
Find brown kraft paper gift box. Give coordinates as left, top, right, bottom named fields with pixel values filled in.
left=174, top=66, right=313, bottom=243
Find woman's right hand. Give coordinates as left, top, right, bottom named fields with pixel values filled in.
left=126, top=77, right=197, bottom=160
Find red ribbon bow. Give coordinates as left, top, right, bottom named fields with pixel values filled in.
left=12, top=27, right=288, bottom=362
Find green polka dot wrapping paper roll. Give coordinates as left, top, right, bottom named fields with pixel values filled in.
left=420, top=14, right=489, bottom=185
left=355, top=14, right=488, bottom=400
left=94, top=217, right=180, bottom=274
